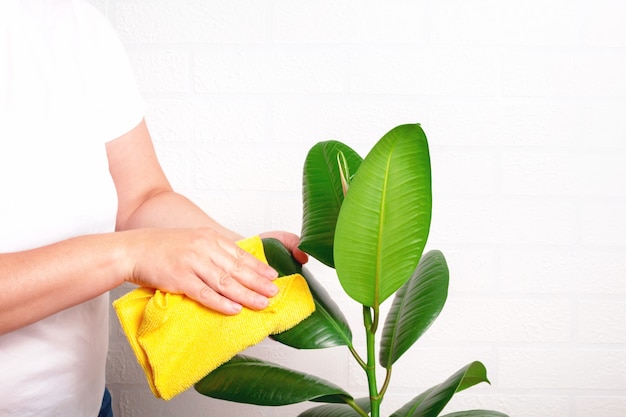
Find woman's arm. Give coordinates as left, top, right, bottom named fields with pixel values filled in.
left=106, top=119, right=292, bottom=313
left=106, top=119, right=309, bottom=266
left=106, top=119, right=241, bottom=236
left=0, top=119, right=304, bottom=335
left=0, top=231, right=131, bottom=335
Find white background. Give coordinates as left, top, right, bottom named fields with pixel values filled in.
left=91, top=1, right=626, bottom=416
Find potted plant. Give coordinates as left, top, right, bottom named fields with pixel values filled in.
left=195, top=124, right=509, bottom=417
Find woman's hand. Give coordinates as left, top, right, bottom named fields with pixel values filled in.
left=122, top=228, right=279, bottom=315
left=259, top=231, right=309, bottom=265
left=107, top=121, right=308, bottom=314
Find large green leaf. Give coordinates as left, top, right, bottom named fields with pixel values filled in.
left=441, top=411, right=509, bottom=417
left=299, top=397, right=372, bottom=417
left=334, top=124, right=432, bottom=307
left=262, top=238, right=352, bottom=349
left=263, top=237, right=305, bottom=279
left=380, top=250, right=449, bottom=367
left=300, top=141, right=363, bottom=268
left=390, top=361, right=490, bottom=417
left=195, top=355, right=351, bottom=405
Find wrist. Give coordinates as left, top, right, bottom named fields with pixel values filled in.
left=107, top=229, right=141, bottom=287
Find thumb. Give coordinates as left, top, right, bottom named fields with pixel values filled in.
left=258, top=231, right=309, bottom=265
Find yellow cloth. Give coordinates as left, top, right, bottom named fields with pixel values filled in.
left=113, top=236, right=315, bottom=400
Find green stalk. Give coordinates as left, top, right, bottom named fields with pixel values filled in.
left=345, top=398, right=370, bottom=417
left=379, top=367, right=392, bottom=399
left=363, top=306, right=381, bottom=417
left=348, top=344, right=367, bottom=371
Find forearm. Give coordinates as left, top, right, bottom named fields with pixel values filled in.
left=119, top=190, right=242, bottom=241
left=0, top=232, right=130, bottom=335
left=121, top=190, right=310, bottom=265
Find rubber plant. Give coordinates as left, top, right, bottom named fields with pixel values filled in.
left=195, top=124, right=508, bottom=417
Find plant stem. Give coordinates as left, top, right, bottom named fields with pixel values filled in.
left=348, top=344, right=367, bottom=371
left=345, top=398, right=370, bottom=417
left=363, top=306, right=381, bottom=417
left=379, top=367, right=392, bottom=399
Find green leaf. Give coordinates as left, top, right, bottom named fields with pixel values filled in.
left=380, top=250, right=449, bottom=367
left=390, top=388, right=433, bottom=417
left=271, top=265, right=353, bottom=348
left=390, top=361, right=490, bottom=417
left=334, top=124, right=432, bottom=307
left=440, top=411, right=509, bottom=417
left=300, top=141, right=363, bottom=268
left=299, top=397, right=372, bottom=417
left=262, top=237, right=303, bottom=277
left=262, top=238, right=353, bottom=349
left=194, top=355, right=351, bottom=406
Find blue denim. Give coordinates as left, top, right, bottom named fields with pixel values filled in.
left=98, top=388, right=113, bottom=417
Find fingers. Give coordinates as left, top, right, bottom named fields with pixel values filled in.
left=259, top=231, right=309, bottom=264
left=278, top=232, right=309, bottom=264
left=169, top=270, right=274, bottom=316
left=191, top=282, right=243, bottom=315
left=213, top=239, right=278, bottom=293
left=292, top=247, right=309, bottom=265
left=189, top=233, right=279, bottom=313
left=127, top=228, right=302, bottom=316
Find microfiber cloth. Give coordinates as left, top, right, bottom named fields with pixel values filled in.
left=113, top=235, right=315, bottom=400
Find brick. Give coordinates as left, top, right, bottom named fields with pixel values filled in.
left=582, top=0, right=626, bottom=47
left=272, top=0, right=427, bottom=45
left=349, top=47, right=501, bottom=97
left=150, top=146, right=193, bottom=192
left=498, top=349, right=626, bottom=390
left=580, top=201, right=626, bottom=246
left=426, top=247, right=497, bottom=293
left=159, top=390, right=249, bottom=417
left=271, top=97, right=430, bottom=149
left=575, top=396, right=626, bottom=417
left=581, top=101, right=626, bottom=149
left=114, top=0, right=267, bottom=44
left=188, top=194, right=269, bottom=236
left=268, top=196, right=304, bottom=233
left=572, top=249, right=626, bottom=295
left=503, top=49, right=626, bottom=97
left=193, top=48, right=345, bottom=94
left=431, top=198, right=580, bottom=246
left=430, top=149, right=499, bottom=196
left=192, top=144, right=303, bottom=192
left=387, top=346, right=498, bottom=393
left=145, top=98, right=269, bottom=144
left=500, top=248, right=626, bottom=296
left=427, top=98, right=587, bottom=147
left=443, top=393, right=569, bottom=417
left=106, top=342, right=147, bottom=385
left=423, top=298, right=571, bottom=343
left=502, top=151, right=626, bottom=197
left=430, top=0, right=581, bottom=47
left=347, top=357, right=369, bottom=389
left=577, top=301, right=626, bottom=344
left=118, top=389, right=163, bottom=417
left=127, top=48, right=189, bottom=93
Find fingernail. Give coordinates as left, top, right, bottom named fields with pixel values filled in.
left=256, top=296, right=269, bottom=309
left=265, top=267, right=278, bottom=279
left=229, top=302, right=243, bottom=314
left=267, top=283, right=279, bottom=297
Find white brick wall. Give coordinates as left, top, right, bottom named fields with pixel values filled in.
left=88, top=1, right=626, bottom=416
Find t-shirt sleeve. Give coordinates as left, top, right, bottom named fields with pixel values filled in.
left=75, top=1, right=146, bottom=143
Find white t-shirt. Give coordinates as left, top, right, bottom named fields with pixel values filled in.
left=0, top=0, right=144, bottom=415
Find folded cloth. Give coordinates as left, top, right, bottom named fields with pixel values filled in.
left=113, top=235, right=315, bottom=400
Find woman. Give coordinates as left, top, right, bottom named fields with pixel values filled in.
left=0, top=1, right=306, bottom=415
